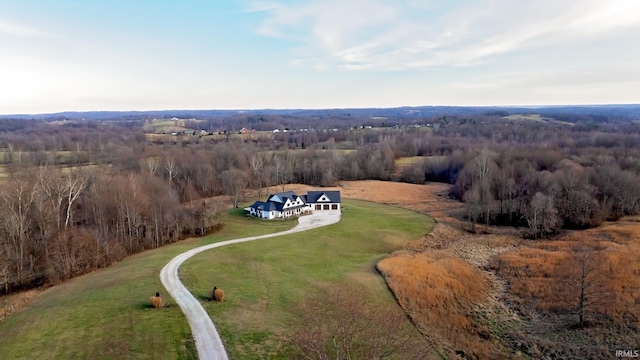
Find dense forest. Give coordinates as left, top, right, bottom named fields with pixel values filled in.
left=0, top=107, right=639, bottom=294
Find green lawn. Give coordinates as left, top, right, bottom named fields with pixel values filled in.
left=181, top=200, right=434, bottom=359
left=0, top=200, right=434, bottom=359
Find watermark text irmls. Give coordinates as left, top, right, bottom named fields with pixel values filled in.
left=616, top=350, right=640, bottom=358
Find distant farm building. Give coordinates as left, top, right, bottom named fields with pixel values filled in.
left=245, top=191, right=341, bottom=219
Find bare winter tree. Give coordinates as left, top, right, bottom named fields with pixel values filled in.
left=46, top=227, right=98, bottom=283
left=557, top=247, right=611, bottom=327
left=38, top=166, right=66, bottom=230
left=273, top=155, right=287, bottom=192
left=63, top=170, right=89, bottom=228
left=553, top=165, right=601, bottom=228
left=221, top=169, right=248, bottom=208
left=525, top=192, right=560, bottom=238
left=476, top=150, right=498, bottom=232
left=458, top=149, right=498, bottom=232
left=145, top=156, right=160, bottom=175
left=495, top=165, right=518, bottom=223
left=0, top=176, right=38, bottom=285
left=193, top=200, right=219, bottom=236
left=463, top=185, right=481, bottom=233
left=165, top=157, right=177, bottom=184
left=249, top=154, right=265, bottom=196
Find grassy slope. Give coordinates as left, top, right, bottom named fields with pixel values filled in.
left=0, top=199, right=434, bottom=359
left=182, top=199, right=434, bottom=359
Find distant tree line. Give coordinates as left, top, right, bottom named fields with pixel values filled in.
left=400, top=118, right=640, bottom=236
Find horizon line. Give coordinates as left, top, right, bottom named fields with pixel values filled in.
left=2, top=103, right=640, bottom=118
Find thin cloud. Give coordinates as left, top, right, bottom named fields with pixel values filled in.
left=451, top=63, right=640, bottom=95
left=250, top=0, right=640, bottom=71
left=243, top=1, right=285, bottom=13
left=568, top=0, right=640, bottom=34
left=0, top=19, right=46, bottom=37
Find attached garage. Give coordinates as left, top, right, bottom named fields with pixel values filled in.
left=306, top=191, right=341, bottom=212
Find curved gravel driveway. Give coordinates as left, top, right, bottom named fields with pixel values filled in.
left=160, top=211, right=341, bottom=360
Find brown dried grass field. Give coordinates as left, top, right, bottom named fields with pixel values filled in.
left=494, top=218, right=640, bottom=321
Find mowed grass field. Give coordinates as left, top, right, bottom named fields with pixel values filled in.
left=182, top=200, right=434, bottom=358
left=0, top=199, right=434, bottom=359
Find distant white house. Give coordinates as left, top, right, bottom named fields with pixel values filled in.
left=244, top=190, right=341, bottom=219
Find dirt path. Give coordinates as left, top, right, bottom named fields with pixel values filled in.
left=160, top=211, right=341, bottom=360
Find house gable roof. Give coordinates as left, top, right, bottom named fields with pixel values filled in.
left=249, top=201, right=265, bottom=209
left=306, top=191, right=341, bottom=203
left=268, top=191, right=297, bottom=203
left=261, top=201, right=281, bottom=211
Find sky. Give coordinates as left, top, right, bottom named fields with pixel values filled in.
left=1, top=0, right=640, bottom=114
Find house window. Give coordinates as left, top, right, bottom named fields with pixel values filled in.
left=323, top=204, right=330, bottom=210
left=331, top=204, right=338, bottom=210
left=316, top=204, right=321, bottom=210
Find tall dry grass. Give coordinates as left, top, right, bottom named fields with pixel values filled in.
left=492, top=218, right=640, bottom=324
left=377, top=250, right=497, bottom=358
left=0, top=290, right=40, bottom=322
